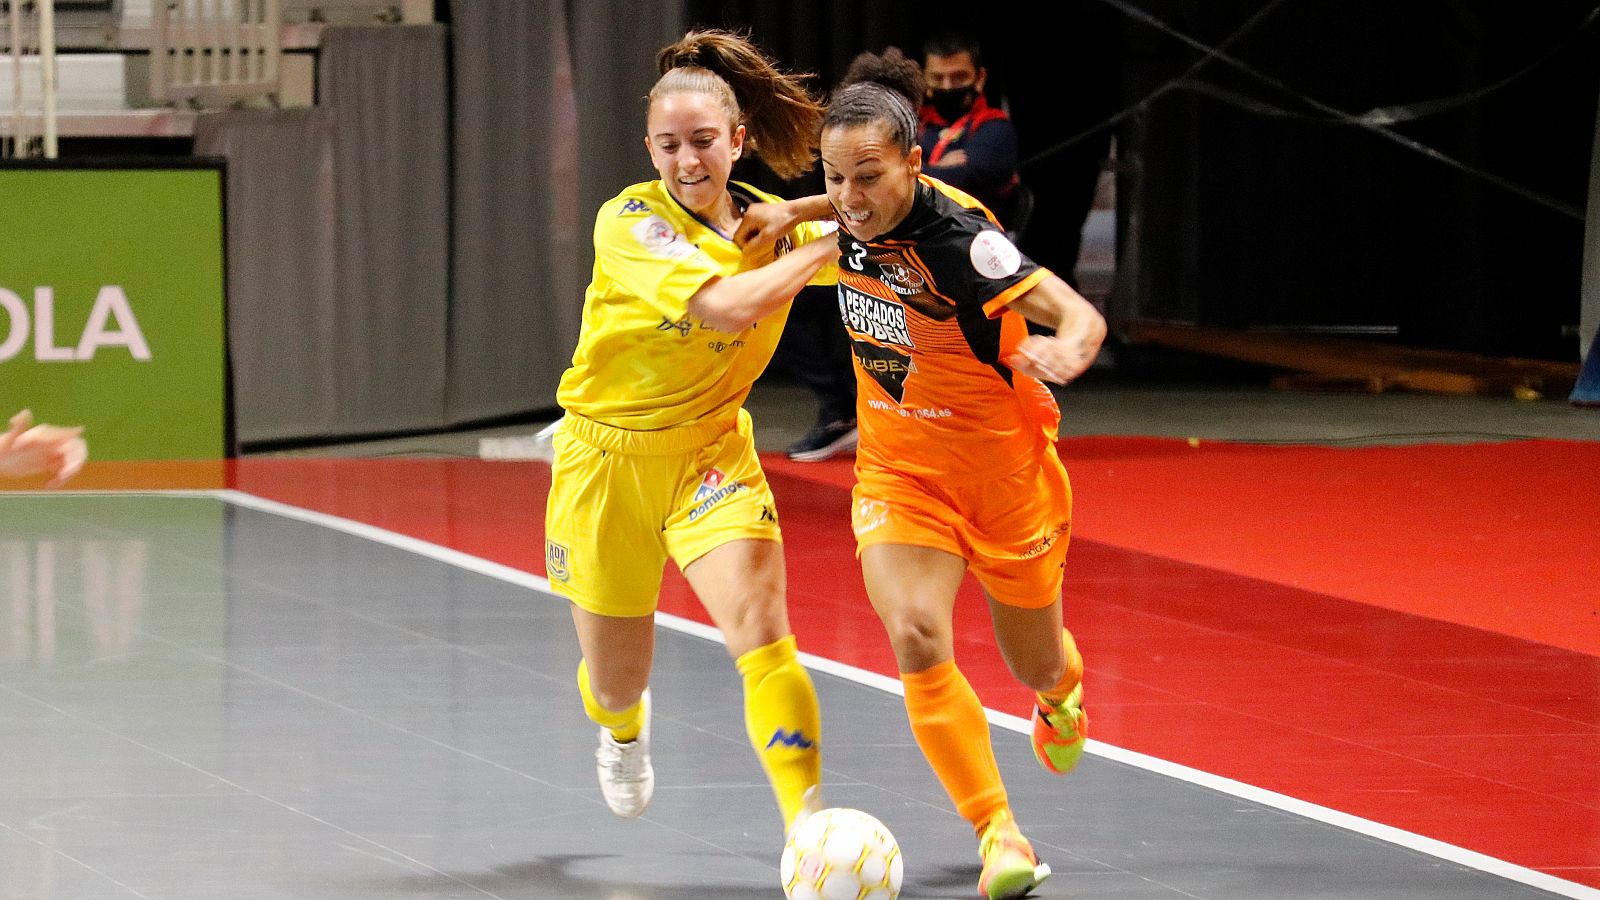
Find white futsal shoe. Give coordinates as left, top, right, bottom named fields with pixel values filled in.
left=595, top=689, right=654, bottom=817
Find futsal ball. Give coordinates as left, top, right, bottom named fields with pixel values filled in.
left=780, top=806, right=903, bottom=900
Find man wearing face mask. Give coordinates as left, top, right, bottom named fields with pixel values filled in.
left=918, top=31, right=1022, bottom=232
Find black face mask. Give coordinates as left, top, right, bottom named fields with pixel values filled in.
left=927, top=86, right=978, bottom=123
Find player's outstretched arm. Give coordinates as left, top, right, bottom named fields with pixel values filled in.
left=0, top=410, right=88, bottom=487
left=1003, top=276, right=1108, bottom=385
left=732, top=194, right=835, bottom=255
left=687, top=235, right=841, bottom=333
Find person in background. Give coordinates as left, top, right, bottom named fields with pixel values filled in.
left=774, top=281, right=859, bottom=462
left=0, top=410, right=87, bottom=487
left=916, top=32, right=1022, bottom=232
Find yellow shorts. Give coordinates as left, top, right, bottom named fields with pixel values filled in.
left=851, top=442, right=1073, bottom=609
left=544, top=408, right=782, bottom=618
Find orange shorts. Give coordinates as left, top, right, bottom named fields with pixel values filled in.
left=850, top=442, right=1073, bottom=609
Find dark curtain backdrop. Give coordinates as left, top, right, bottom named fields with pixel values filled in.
left=207, top=1, right=1597, bottom=446
left=694, top=0, right=1597, bottom=361
left=1116, top=0, right=1599, bottom=360
left=196, top=26, right=451, bottom=446
left=446, top=0, right=683, bottom=425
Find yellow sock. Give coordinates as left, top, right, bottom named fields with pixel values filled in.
left=577, top=658, right=643, bottom=742
left=902, top=659, right=1008, bottom=830
left=1039, top=628, right=1084, bottom=706
left=736, top=635, right=822, bottom=831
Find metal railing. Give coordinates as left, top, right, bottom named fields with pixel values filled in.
left=150, top=0, right=281, bottom=107
left=1, top=0, right=58, bottom=158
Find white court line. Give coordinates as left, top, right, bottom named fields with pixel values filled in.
left=23, top=488, right=1596, bottom=900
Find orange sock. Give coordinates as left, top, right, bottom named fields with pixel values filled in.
left=901, top=659, right=1008, bottom=830
left=1039, top=628, right=1084, bottom=705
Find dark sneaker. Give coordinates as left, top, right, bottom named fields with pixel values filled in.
left=786, top=419, right=857, bottom=462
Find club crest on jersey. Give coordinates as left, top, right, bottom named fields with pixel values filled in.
left=841, top=285, right=913, bottom=347
left=878, top=262, right=927, bottom=296
left=969, top=230, right=1022, bottom=279
left=545, top=540, right=571, bottom=583
left=632, top=214, right=696, bottom=260
left=689, top=467, right=747, bottom=521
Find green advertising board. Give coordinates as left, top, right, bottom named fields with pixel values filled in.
left=0, top=163, right=228, bottom=460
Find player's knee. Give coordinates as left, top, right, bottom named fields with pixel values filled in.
left=717, top=592, right=789, bottom=656
left=878, top=605, right=950, bottom=665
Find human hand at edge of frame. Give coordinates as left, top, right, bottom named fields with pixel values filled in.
left=0, top=410, right=89, bottom=488
left=1005, top=330, right=1103, bottom=386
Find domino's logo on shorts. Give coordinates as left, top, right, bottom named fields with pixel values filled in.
left=695, top=467, right=727, bottom=501
left=545, top=540, right=571, bottom=583
left=689, top=467, right=746, bottom=521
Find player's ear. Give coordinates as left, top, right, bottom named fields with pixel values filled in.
left=907, top=144, right=922, bottom=177
left=730, top=123, right=746, bottom=160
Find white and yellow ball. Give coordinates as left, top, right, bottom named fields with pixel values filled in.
left=780, top=807, right=903, bottom=900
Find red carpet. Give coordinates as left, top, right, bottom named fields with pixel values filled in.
left=215, top=438, right=1600, bottom=887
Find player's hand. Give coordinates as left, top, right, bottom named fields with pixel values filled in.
left=1005, top=331, right=1101, bottom=385
left=734, top=200, right=798, bottom=258
left=0, top=409, right=88, bottom=487
left=936, top=149, right=968, bottom=167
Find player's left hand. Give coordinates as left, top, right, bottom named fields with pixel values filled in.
left=1006, top=332, right=1101, bottom=385
left=0, top=410, right=88, bottom=487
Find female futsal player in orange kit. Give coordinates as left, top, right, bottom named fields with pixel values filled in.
left=825, top=53, right=1101, bottom=898
left=747, top=48, right=1105, bottom=899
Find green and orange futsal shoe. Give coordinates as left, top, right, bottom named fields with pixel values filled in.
left=977, top=809, right=1051, bottom=900
left=1031, top=682, right=1087, bottom=775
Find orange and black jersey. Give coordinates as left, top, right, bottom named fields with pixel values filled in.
left=835, top=175, right=1060, bottom=481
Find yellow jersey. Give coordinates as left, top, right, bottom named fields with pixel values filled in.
left=558, top=179, right=837, bottom=430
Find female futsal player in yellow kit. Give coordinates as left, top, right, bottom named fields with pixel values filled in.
left=542, top=29, right=839, bottom=844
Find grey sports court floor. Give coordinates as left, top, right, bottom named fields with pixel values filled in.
left=1, top=463, right=1588, bottom=900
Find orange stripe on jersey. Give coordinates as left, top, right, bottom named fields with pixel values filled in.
left=980, top=268, right=1049, bottom=318
left=921, top=175, right=1002, bottom=228
left=901, top=246, right=956, bottom=307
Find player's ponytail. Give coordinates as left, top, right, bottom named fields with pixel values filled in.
left=652, top=29, right=823, bottom=180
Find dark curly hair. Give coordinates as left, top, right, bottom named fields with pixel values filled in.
left=826, top=48, right=924, bottom=154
